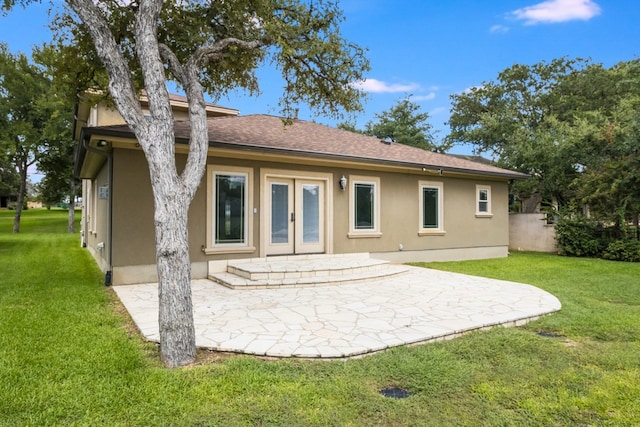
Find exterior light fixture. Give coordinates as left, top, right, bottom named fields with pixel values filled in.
left=339, top=175, right=347, bottom=191
left=96, top=139, right=109, bottom=148
left=421, top=167, right=444, bottom=176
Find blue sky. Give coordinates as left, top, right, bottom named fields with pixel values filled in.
left=1, top=0, right=638, bottom=154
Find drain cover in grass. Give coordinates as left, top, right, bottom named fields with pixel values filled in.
left=379, top=387, right=410, bottom=399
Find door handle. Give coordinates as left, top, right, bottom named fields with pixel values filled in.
left=290, top=212, right=295, bottom=222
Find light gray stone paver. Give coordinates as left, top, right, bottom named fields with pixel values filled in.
left=113, top=264, right=561, bottom=359
left=267, top=341, right=301, bottom=357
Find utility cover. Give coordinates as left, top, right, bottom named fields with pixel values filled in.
left=379, top=387, right=411, bottom=399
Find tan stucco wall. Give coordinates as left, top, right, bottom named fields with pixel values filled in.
left=331, top=170, right=509, bottom=254
left=107, top=147, right=511, bottom=284
left=91, top=104, right=203, bottom=127
left=509, top=213, right=557, bottom=252
left=110, top=148, right=212, bottom=268
left=83, top=161, right=111, bottom=272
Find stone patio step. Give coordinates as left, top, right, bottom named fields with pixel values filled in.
left=230, top=254, right=390, bottom=280
left=208, top=253, right=410, bottom=289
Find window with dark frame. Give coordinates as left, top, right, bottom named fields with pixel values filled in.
left=478, top=188, right=489, bottom=213
left=354, top=182, right=375, bottom=230
left=214, top=174, right=246, bottom=245
left=422, top=186, right=439, bottom=229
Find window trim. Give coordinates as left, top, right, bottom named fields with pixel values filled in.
left=85, top=180, right=93, bottom=234
left=90, top=179, right=98, bottom=235
left=418, top=180, right=445, bottom=236
left=205, top=165, right=255, bottom=254
left=348, top=175, right=382, bottom=238
left=475, top=185, right=493, bottom=218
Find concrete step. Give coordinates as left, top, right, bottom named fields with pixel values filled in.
left=207, top=253, right=410, bottom=290
left=229, top=254, right=390, bottom=281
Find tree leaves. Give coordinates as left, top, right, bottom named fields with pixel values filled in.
left=340, top=97, right=447, bottom=152
left=448, top=57, right=640, bottom=223
left=0, top=43, right=71, bottom=230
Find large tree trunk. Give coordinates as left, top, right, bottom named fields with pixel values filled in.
left=145, top=122, right=199, bottom=368
left=521, top=193, right=542, bottom=213
left=67, top=0, right=207, bottom=367
left=153, top=188, right=196, bottom=367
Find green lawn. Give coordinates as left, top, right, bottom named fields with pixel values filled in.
left=1, top=209, right=639, bottom=426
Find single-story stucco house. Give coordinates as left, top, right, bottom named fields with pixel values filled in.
left=73, top=94, right=527, bottom=285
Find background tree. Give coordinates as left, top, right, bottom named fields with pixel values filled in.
left=339, top=97, right=448, bottom=152
left=448, top=58, right=581, bottom=212
left=449, top=56, right=640, bottom=230
left=573, top=97, right=640, bottom=233
left=364, top=97, right=443, bottom=151
left=32, top=45, right=79, bottom=233
left=0, top=156, right=20, bottom=205
left=3, top=0, right=370, bottom=367
left=0, top=43, right=54, bottom=232
left=336, top=121, right=362, bottom=134
left=448, top=58, right=638, bottom=214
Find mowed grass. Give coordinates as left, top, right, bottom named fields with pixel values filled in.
left=1, top=209, right=640, bottom=426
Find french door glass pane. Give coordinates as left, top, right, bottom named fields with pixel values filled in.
left=355, top=183, right=374, bottom=230
left=271, top=183, right=289, bottom=244
left=215, top=174, right=245, bottom=244
left=423, top=187, right=439, bottom=229
left=302, top=184, right=320, bottom=243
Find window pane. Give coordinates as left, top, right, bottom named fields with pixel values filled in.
left=215, top=174, right=245, bottom=244
left=271, top=183, right=289, bottom=244
left=354, top=183, right=374, bottom=230
left=302, top=184, right=319, bottom=243
left=478, top=189, right=489, bottom=212
left=423, top=187, right=439, bottom=229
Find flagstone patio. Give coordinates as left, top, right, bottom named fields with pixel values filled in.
left=113, top=255, right=561, bottom=359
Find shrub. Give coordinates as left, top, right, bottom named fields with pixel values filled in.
left=555, top=217, right=605, bottom=257
left=602, top=239, right=640, bottom=262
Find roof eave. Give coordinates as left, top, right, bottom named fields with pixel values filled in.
left=200, top=139, right=530, bottom=180
left=76, top=125, right=529, bottom=180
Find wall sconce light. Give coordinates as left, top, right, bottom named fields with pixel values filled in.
left=96, top=139, right=109, bottom=148
left=339, top=175, right=347, bottom=191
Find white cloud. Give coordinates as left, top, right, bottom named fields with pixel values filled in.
left=352, top=78, right=421, bottom=93
left=411, top=93, right=436, bottom=102
left=490, top=24, right=510, bottom=33
left=510, top=0, right=602, bottom=25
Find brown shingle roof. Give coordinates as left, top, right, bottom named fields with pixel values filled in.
left=85, top=114, right=527, bottom=179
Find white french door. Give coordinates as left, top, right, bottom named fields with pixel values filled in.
left=267, top=178, right=325, bottom=255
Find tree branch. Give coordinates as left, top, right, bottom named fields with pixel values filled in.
left=135, top=0, right=173, bottom=127
left=65, top=0, right=146, bottom=137
left=190, top=37, right=268, bottom=69
left=158, top=43, right=186, bottom=84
